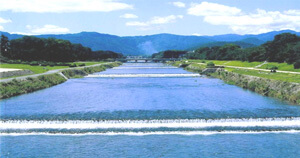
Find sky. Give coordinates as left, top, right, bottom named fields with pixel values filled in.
left=0, top=0, right=299, bottom=36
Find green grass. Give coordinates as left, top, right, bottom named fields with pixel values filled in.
left=73, top=61, right=105, bottom=66
left=189, top=60, right=229, bottom=65
left=190, top=63, right=206, bottom=68
left=190, top=60, right=300, bottom=72
left=0, top=61, right=107, bottom=79
left=189, top=60, right=263, bottom=67
left=225, top=68, right=300, bottom=83
left=0, top=62, right=105, bottom=74
left=0, top=64, right=69, bottom=74
left=0, top=74, right=67, bottom=99
left=224, top=61, right=263, bottom=67
left=260, top=62, right=300, bottom=72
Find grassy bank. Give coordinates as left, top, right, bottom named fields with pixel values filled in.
left=0, top=62, right=122, bottom=99
left=226, top=68, right=300, bottom=83
left=187, top=60, right=300, bottom=72
left=0, top=74, right=67, bottom=99
left=0, top=61, right=106, bottom=76
left=62, top=62, right=121, bottom=78
left=170, top=60, right=300, bottom=104
left=211, top=71, right=300, bottom=104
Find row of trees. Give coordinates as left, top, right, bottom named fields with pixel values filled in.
left=188, top=33, right=300, bottom=64
left=153, top=33, right=300, bottom=68
left=0, top=35, right=123, bottom=62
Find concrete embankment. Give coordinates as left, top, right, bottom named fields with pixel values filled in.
left=212, top=71, right=300, bottom=104
left=176, top=63, right=300, bottom=105
left=0, top=62, right=122, bottom=99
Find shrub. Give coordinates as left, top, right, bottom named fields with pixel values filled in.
left=266, top=65, right=278, bottom=70
left=206, top=62, right=215, bottom=68
left=266, top=65, right=278, bottom=73
left=201, top=60, right=206, bottom=63
left=29, top=61, right=39, bottom=66
left=79, top=63, right=86, bottom=67
left=69, top=64, right=77, bottom=67
left=21, top=61, right=29, bottom=64
left=13, top=60, right=21, bottom=64
left=180, top=64, right=189, bottom=68
left=294, top=60, right=300, bottom=69
left=7, top=60, right=14, bottom=64
left=61, top=63, right=71, bottom=66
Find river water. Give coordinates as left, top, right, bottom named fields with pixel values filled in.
left=1, top=63, right=300, bottom=158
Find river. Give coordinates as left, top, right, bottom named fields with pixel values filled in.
left=1, top=63, right=300, bottom=158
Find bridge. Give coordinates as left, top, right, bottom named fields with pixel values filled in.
left=117, top=56, right=182, bottom=63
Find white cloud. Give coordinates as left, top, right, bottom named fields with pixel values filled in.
left=187, top=2, right=300, bottom=34
left=126, top=15, right=183, bottom=29
left=0, top=0, right=133, bottom=13
left=126, top=21, right=148, bottom=27
left=0, top=17, right=12, bottom=23
left=120, top=13, right=138, bottom=19
left=27, top=25, right=70, bottom=34
left=0, top=17, right=12, bottom=31
left=172, top=2, right=186, bottom=8
left=188, top=2, right=241, bottom=16
left=192, top=33, right=202, bottom=36
left=150, top=15, right=183, bottom=24
left=10, top=32, right=35, bottom=35
left=284, top=10, right=300, bottom=15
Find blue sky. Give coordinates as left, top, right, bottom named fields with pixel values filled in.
left=0, top=0, right=299, bottom=36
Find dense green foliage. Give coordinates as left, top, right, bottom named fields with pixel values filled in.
left=185, top=33, right=300, bottom=68
left=294, top=60, right=300, bottom=69
left=206, top=62, right=215, bottom=68
left=0, top=35, right=123, bottom=62
left=152, top=50, right=187, bottom=58
left=0, top=74, right=66, bottom=99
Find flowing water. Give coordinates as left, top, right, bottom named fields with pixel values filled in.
left=1, top=63, right=300, bottom=157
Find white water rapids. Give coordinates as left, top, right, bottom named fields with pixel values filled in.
left=1, top=118, right=300, bottom=130
left=113, top=67, right=178, bottom=69
left=86, top=74, right=201, bottom=78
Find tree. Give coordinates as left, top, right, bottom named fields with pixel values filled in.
left=0, top=35, right=10, bottom=57
left=245, top=46, right=266, bottom=62
left=206, top=62, right=215, bottom=68
left=263, top=33, right=300, bottom=62
left=294, top=60, right=300, bottom=69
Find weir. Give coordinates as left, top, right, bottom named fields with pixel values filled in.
left=113, top=67, right=178, bottom=69
left=86, top=74, right=201, bottom=78
left=1, top=117, right=300, bottom=130
left=1, top=130, right=300, bottom=136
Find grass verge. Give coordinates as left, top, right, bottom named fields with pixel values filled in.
left=225, top=68, right=300, bottom=83
left=0, top=74, right=67, bottom=99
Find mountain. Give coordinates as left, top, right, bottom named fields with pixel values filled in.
left=1, top=30, right=299, bottom=55
left=205, top=30, right=300, bottom=42
left=188, top=41, right=256, bottom=51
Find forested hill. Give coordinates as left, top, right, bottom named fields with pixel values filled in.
left=1, top=30, right=299, bottom=56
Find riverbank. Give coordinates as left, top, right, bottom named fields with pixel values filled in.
left=170, top=61, right=300, bottom=105
left=0, top=62, right=122, bottom=99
